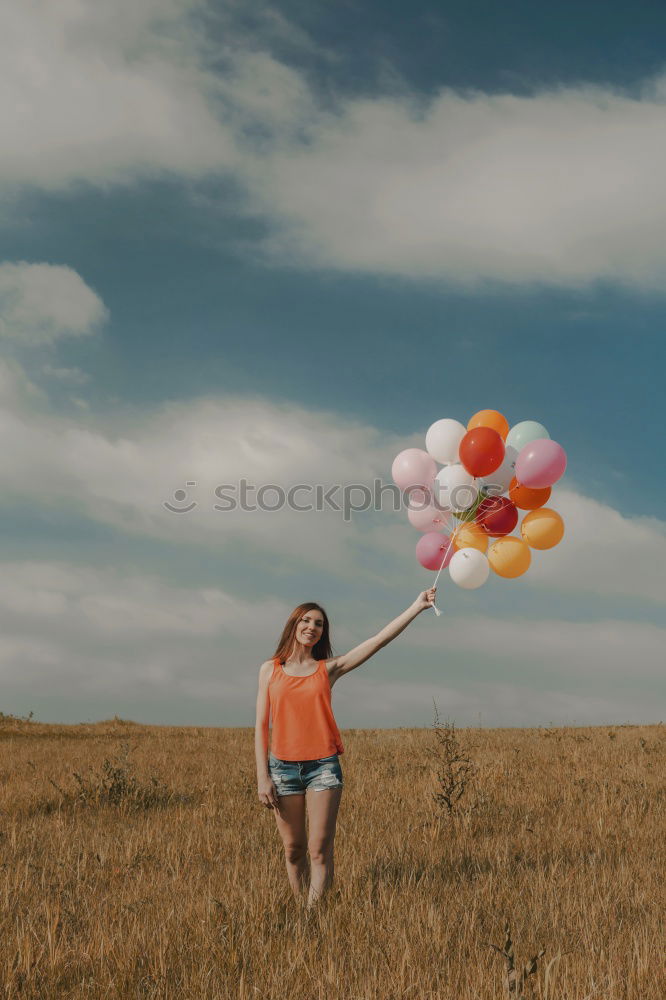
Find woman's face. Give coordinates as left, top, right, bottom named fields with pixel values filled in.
left=296, top=609, right=324, bottom=648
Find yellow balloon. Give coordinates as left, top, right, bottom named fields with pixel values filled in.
left=520, top=508, right=564, bottom=550
left=467, top=409, right=510, bottom=441
left=452, top=522, right=488, bottom=553
left=488, top=536, right=531, bottom=578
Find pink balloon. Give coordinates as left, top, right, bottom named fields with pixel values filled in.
left=416, top=532, right=454, bottom=571
left=392, top=449, right=437, bottom=491
left=514, top=439, right=567, bottom=489
left=408, top=504, right=451, bottom=533
left=409, top=487, right=429, bottom=506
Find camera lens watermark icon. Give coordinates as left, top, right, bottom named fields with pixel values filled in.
left=163, top=482, right=198, bottom=513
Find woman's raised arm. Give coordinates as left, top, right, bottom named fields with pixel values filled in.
left=331, top=588, right=436, bottom=681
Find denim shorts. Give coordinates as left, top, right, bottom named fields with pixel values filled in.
left=268, top=752, right=344, bottom=796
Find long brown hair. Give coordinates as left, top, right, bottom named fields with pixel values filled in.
left=273, top=602, right=332, bottom=664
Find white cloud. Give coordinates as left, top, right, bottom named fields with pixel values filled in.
left=0, top=559, right=292, bottom=704
left=408, top=613, right=666, bottom=682
left=249, top=83, right=666, bottom=289
left=0, top=558, right=662, bottom=726
left=0, top=560, right=288, bottom=640
left=0, top=342, right=664, bottom=603
left=0, top=0, right=238, bottom=192
left=0, top=351, right=417, bottom=577
left=0, top=262, right=107, bottom=345
left=525, top=489, right=665, bottom=604
left=331, top=673, right=658, bottom=729
left=3, top=2, right=666, bottom=289
left=0, top=355, right=49, bottom=411
left=40, top=364, right=90, bottom=384
left=220, top=49, right=317, bottom=137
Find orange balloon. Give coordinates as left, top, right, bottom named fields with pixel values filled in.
left=452, top=522, right=488, bottom=553
left=487, top=536, right=531, bottom=578
left=509, top=476, right=551, bottom=510
left=520, top=508, right=564, bottom=550
left=467, top=409, right=510, bottom=441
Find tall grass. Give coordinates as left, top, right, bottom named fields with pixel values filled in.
left=0, top=713, right=663, bottom=998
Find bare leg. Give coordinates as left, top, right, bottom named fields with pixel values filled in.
left=272, top=793, right=308, bottom=903
left=285, top=851, right=310, bottom=903
left=307, top=847, right=334, bottom=909
left=306, top=787, right=342, bottom=909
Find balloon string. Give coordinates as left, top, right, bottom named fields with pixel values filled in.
left=429, top=515, right=459, bottom=616
left=428, top=494, right=510, bottom=618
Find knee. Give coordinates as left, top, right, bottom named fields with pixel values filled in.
left=308, top=842, right=334, bottom=865
left=285, top=844, right=307, bottom=863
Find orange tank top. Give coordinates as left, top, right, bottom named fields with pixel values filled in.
left=268, top=657, right=345, bottom=761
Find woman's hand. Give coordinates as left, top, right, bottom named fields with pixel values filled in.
left=413, top=587, right=437, bottom=613
left=258, top=775, right=279, bottom=809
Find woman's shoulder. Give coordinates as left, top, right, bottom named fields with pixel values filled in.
left=258, top=658, right=277, bottom=680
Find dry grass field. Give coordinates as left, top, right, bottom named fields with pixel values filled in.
left=0, top=713, right=664, bottom=999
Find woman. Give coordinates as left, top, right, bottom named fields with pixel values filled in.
left=254, top=586, right=437, bottom=910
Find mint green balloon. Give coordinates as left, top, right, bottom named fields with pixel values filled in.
left=506, top=421, right=550, bottom=453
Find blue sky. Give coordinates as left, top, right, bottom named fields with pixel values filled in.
left=0, top=0, right=664, bottom=729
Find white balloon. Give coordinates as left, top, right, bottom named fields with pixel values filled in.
left=479, top=445, right=519, bottom=495
left=434, top=464, right=479, bottom=512
left=425, top=418, right=466, bottom=464
left=449, top=548, right=489, bottom=589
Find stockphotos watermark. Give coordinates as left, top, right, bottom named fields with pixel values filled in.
left=162, top=479, right=501, bottom=521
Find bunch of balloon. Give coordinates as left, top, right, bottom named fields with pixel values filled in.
left=391, top=410, right=567, bottom=615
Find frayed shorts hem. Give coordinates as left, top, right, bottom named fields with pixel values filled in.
left=275, top=786, right=343, bottom=797
left=268, top=752, right=344, bottom=795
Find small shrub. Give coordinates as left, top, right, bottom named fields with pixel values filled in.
left=487, top=923, right=546, bottom=999
left=425, top=701, right=477, bottom=816
left=45, top=742, right=195, bottom=813
left=0, top=710, right=34, bottom=725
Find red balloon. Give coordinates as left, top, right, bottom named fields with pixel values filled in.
left=459, top=427, right=505, bottom=478
left=475, top=496, right=518, bottom=537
